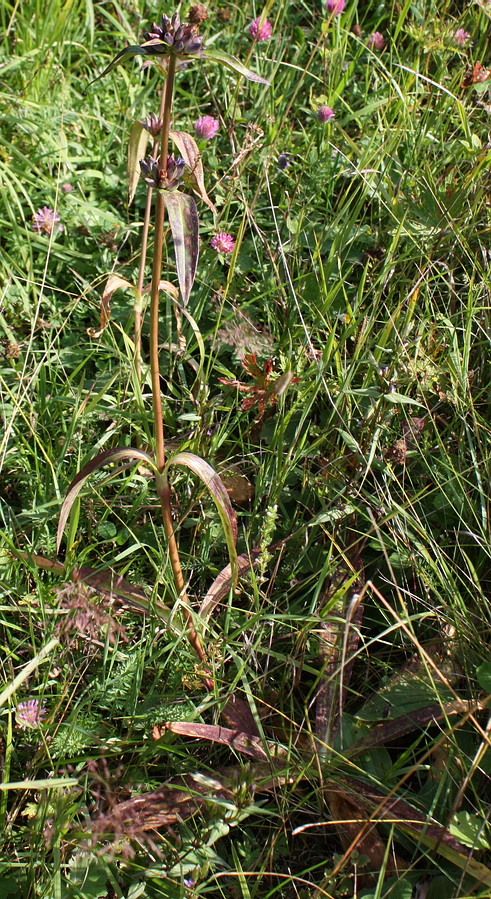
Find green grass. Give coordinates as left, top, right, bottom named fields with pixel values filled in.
left=2, top=0, right=491, bottom=896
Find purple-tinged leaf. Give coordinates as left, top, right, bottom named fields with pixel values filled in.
left=169, top=130, right=216, bottom=213
left=221, top=696, right=261, bottom=736
left=57, top=447, right=157, bottom=552
left=165, top=721, right=272, bottom=761
left=161, top=192, right=199, bottom=306
left=201, top=48, right=270, bottom=85
left=347, top=698, right=488, bottom=759
left=163, top=452, right=238, bottom=587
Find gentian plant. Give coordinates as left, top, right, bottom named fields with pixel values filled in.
left=53, top=11, right=270, bottom=668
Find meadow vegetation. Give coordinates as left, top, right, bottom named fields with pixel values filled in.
left=2, top=0, right=491, bottom=896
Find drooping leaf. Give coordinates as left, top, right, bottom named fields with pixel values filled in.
left=163, top=452, right=238, bottom=587
left=201, top=48, right=270, bottom=85
left=161, top=191, right=199, bottom=306
left=127, top=121, right=150, bottom=205
left=57, top=447, right=158, bottom=552
left=169, top=129, right=216, bottom=213
left=87, top=275, right=140, bottom=338
left=142, top=279, right=179, bottom=302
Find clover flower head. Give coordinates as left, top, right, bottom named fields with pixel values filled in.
left=367, top=31, right=385, bottom=50
left=32, top=206, right=63, bottom=235
left=143, top=12, right=204, bottom=58
left=16, top=699, right=47, bottom=730
left=453, top=28, right=471, bottom=46
left=325, top=0, right=345, bottom=16
left=61, top=183, right=73, bottom=193
left=139, top=113, right=163, bottom=137
left=249, top=17, right=273, bottom=42
left=211, top=232, right=235, bottom=253
left=317, top=105, right=335, bottom=122
left=194, top=115, right=220, bottom=139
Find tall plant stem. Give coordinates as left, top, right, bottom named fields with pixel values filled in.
left=135, top=86, right=168, bottom=385
left=148, top=56, right=208, bottom=667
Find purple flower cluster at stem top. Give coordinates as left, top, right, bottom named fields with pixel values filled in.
left=211, top=232, right=235, bottom=254
left=194, top=115, right=220, bottom=139
left=249, top=17, right=273, bottom=42
left=32, top=206, right=63, bottom=235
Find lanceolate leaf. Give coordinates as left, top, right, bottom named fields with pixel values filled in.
left=201, top=48, right=270, bottom=85
left=161, top=192, right=199, bottom=306
left=128, top=121, right=150, bottom=205
left=163, top=452, right=238, bottom=587
left=57, top=447, right=158, bottom=552
left=169, top=130, right=216, bottom=213
left=165, top=722, right=272, bottom=762
left=88, top=45, right=152, bottom=86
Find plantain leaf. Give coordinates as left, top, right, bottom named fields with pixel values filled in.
left=169, top=130, right=216, bottom=213
left=161, top=192, right=199, bottom=306
left=163, top=451, right=238, bottom=588
left=57, top=447, right=158, bottom=552
left=127, top=121, right=150, bottom=206
left=201, top=48, right=270, bottom=85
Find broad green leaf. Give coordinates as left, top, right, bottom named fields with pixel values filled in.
left=163, top=452, right=238, bottom=588
left=385, top=391, right=425, bottom=406
left=87, top=275, right=140, bottom=338
left=170, top=129, right=216, bottom=213
left=57, top=447, right=158, bottom=552
left=201, top=48, right=270, bottom=85
left=128, top=121, right=150, bottom=206
left=161, top=192, right=199, bottom=306
left=449, top=810, right=491, bottom=849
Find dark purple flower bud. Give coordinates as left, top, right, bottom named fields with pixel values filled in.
left=278, top=153, right=292, bottom=170
left=165, top=154, right=186, bottom=189
left=140, top=155, right=162, bottom=188
left=140, top=154, right=186, bottom=190
left=142, top=11, right=203, bottom=59
left=139, top=113, right=163, bottom=137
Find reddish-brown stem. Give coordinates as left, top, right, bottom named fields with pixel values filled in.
left=135, top=85, right=168, bottom=384
left=147, top=55, right=208, bottom=667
